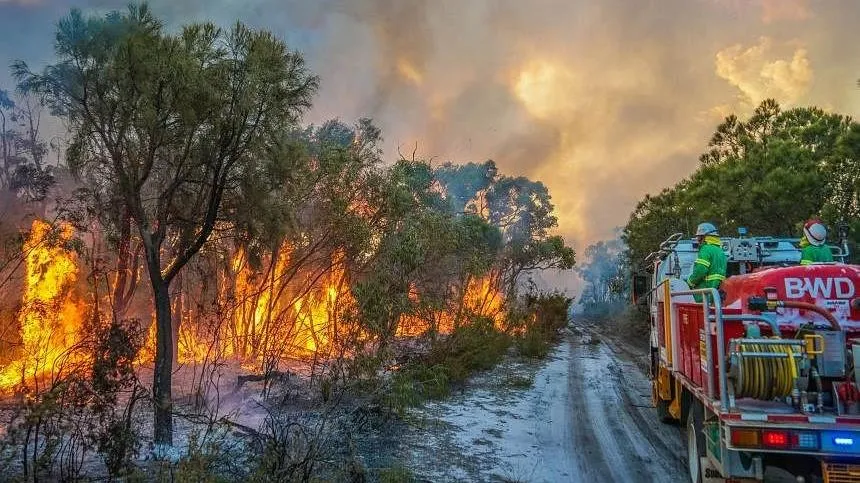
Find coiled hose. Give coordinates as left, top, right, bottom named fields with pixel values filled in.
left=734, top=341, right=799, bottom=400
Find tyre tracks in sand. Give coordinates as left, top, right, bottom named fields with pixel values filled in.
left=398, top=324, right=688, bottom=482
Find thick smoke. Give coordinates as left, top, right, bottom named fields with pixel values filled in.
left=1, top=0, right=860, bottom=252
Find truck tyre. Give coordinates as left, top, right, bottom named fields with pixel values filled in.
left=686, top=402, right=705, bottom=483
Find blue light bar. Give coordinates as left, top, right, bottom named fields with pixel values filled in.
left=822, top=432, right=860, bottom=454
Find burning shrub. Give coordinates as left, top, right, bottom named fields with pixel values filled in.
left=0, top=319, right=144, bottom=480
left=0, top=219, right=85, bottom=390
left=91, top=320, right=146, bottom=478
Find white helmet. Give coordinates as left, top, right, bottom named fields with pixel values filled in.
left=803, top=220, right=827, bottom=246
left=695, top=222, right=718, bottom=237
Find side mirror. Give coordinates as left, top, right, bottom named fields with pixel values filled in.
left=632, top=274, right=649, bottom=304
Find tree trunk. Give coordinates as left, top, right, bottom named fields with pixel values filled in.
left=152, top=277, right=174, bottom=446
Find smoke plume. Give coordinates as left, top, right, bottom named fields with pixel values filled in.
left=2, top=0, right=860, bottom=254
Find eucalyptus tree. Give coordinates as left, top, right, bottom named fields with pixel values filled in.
left=16, top=4, right=318, bottom=445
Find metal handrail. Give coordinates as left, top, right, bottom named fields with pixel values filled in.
left=729, top=338, right=804, bottom=346
left=659, top=233, right=685, bottom=251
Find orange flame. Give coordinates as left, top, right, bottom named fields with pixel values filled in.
left=396, top=275, right=505, bottom=337
left=163, top=246, right=359, bottom=368
left=1, top=220, right=507, bottom=391
left=0, top=220, right=84, bottom=389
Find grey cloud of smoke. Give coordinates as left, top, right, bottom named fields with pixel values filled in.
left=2, top=0, right=860, bottom=258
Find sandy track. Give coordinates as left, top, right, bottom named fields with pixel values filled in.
left=403, top=327, right=688, bottom=482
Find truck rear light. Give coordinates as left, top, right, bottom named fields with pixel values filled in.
left=731, top=428, right=760, bottom=448
left=762, top=430, right=790, bottom=448
left=822, top=432, right=860, bottom=454
left=792, top=431, right=819, bottom=450
left=731, top=428, right=820, bottom=451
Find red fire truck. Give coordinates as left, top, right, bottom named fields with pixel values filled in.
left=637, top=230, right=860, bottom=482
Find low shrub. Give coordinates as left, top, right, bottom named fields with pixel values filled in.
left=381, top=293, right=572, bottom=413
left=511, top=291, right=572, bottom=358
left=379, top=465, right=414, bottom=483
left=384, top=317, right=510, bottom=413
left=516, top=327, right=553, bottom=359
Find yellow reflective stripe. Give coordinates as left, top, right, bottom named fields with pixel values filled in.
left=800, top=259, right=812, bottom=266
left=695, top=258, right=711, bottom=268
left=706, top=274, right=726, bottom=281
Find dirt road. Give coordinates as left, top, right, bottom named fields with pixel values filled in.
left=402, top=326, right=688, bottom=482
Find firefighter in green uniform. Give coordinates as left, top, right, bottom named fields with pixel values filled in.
left=686, top=222, right=727, bottom=302
left=799, top=218, right=834, bottom=265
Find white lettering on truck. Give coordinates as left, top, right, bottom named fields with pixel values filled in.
left=784, top=277, right=856, bottom=299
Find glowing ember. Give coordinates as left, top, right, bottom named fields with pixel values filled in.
left=0, top=220, right=84, bottom=389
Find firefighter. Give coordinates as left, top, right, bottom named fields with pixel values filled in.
left=799, top=219, right=834, bottom=265
left=686, top=222, right=727, bottom=299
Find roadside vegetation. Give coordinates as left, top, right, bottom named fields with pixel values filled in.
left=384, top=291, right=571, bottom=415
left=579, top=99, right=860, bottom=342
left=623, top=99, right=860, bottom=266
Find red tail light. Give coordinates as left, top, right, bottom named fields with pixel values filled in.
left=763, top=430, right=790, bottom=448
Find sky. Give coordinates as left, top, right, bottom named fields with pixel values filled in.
left=1, top=0, right=859, bottom=259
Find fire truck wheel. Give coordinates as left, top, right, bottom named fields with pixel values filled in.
left=686, top=402, right=705, bottom=483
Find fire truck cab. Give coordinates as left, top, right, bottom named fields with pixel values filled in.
left=638, top=231, right=860, bottom=482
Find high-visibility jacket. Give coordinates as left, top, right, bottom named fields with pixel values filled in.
left=687, top=235, right=727, bottom=292
left=800, top=238, right=833, bottom=265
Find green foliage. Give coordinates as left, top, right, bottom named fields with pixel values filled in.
left=379, top=465, right=415, bottom=483
left=624, top=99, right=860, bottom=266
left=172, top=434, right=233, bottom=483
left=355, top=158, right=507, bottom=345
left=512, top=292, right=572, bottom=358
left=427, top=318, right=512, bottom=381
left=515, top=328, right=554, bottom=359
left=384, top=317, right=511, bottom=414
left=432, top=160, right=575, bottom=294
left=388, top=364, right=450, bottom=414
left=435, top=160, right=496, bottom=213
left=384, top=293, right=570, bottom=413
left=502, top=374, right=534, bottom=390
